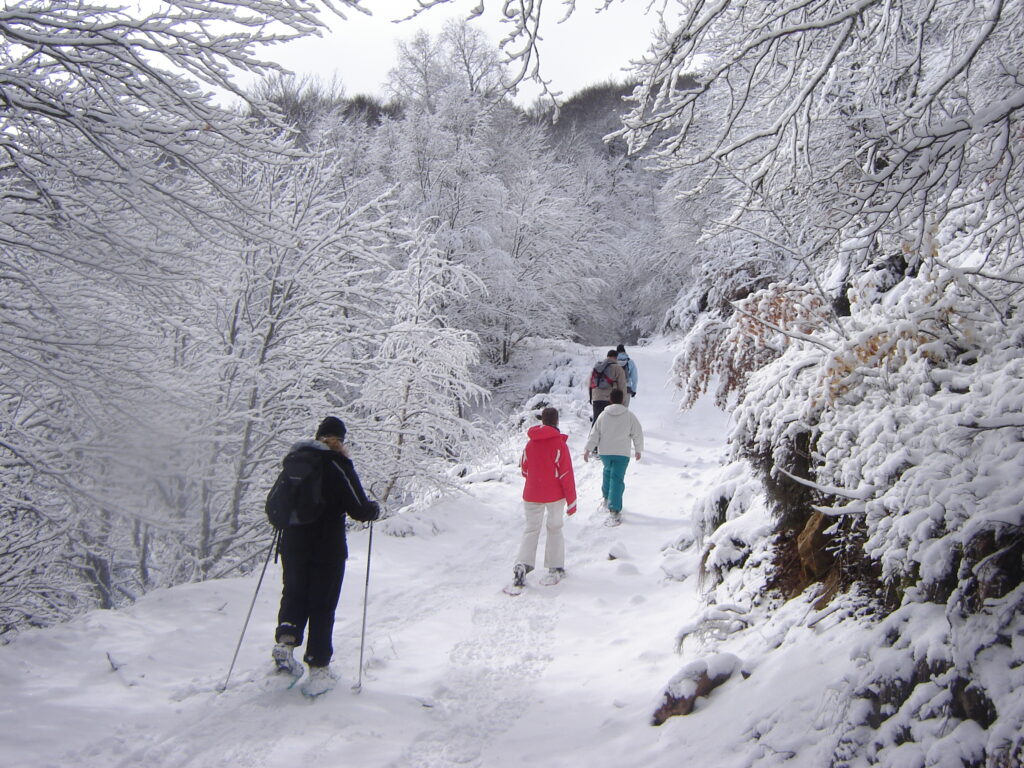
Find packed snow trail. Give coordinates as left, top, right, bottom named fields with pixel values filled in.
left=1, top=339, right=735, bottom=768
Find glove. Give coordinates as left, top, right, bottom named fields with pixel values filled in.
left=361, top=500, right=380, bottom=521
left=628, top=388, right=636, bottom=397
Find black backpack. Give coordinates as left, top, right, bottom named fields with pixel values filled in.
left=265, top=448, right=328, bottom=530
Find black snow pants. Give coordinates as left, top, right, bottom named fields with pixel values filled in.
left=275, top=513, right=348, bottom=668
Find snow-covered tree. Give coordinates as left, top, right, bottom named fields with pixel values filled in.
left=622, top=0, right=1024, bottom=296
left=382, top=22, right=624, bottom=370
left=404, top=0, right=622, bottom=100
left=169, top=139, right=403, bottom=578
left=0, top=0, right=366, bottom=631
left=626, top=2, right=1024, bottom=763
left=352, top=229, right=488, bottom=505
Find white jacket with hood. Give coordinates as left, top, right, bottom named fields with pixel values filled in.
left=584, top=404, right=644, bottom=457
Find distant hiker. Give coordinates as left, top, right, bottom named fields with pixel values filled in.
left=616, top=344, right=638, bottom=401
left=271, top=416, right=380, bottom=697
left=588, top=349, right=628, bottom=423
left=583, top=388, right=644, bottom=526
left=510, top=407, right=578, bottom=591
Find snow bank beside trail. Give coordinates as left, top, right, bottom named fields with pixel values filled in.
left=662, top=258, right=1024, bottom=764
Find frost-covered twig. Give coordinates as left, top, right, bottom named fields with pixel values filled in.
left=773, top=465, right=874, bottom=502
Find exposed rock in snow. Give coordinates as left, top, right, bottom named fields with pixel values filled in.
left=651, top=652, right=742, bottom=725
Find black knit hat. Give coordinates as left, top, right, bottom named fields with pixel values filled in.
left=315, top=416, right=346, bottom=440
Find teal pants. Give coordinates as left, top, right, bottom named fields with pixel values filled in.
left=600, top=454, right=631, bottom=512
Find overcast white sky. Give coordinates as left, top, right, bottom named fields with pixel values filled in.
left=265, top=0, right=663, bottom=105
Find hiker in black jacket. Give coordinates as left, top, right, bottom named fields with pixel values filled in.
left=272, top=416, right=379, bottom=694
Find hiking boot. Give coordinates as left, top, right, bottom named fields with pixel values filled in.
left=272, top=640, right=303, bottom=677
left=539, top=568, right=565, bottom=586
left=512, top=563, right=527, bottom=588
left=301, top=665, right=337, bottom=697
left=607, top=509, right=622, bottom=526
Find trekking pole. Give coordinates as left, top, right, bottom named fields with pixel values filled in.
left=352, top=520, right=374, bottom=693
left=218, top=532, right=277, bottom=693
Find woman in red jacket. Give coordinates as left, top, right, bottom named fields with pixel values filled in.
left=512, top=407, right=578, bottom=588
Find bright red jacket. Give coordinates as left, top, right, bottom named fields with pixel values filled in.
left=520, top=425, right=578, bottom=514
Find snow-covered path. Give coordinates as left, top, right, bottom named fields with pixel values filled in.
left=2, top=340, right=732, bottom=768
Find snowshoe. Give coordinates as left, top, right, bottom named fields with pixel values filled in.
left=272, top=642, right=303, bottom=677
left=504, top=563, right=528, bottom=595
left=539, top=568, right=565, bottom=586
left=301, top=665, right=336, bottom=698
left=513, top=563, right=528, bottom=586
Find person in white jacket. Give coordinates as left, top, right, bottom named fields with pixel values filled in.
left=582, top=388, right=644, bottom=525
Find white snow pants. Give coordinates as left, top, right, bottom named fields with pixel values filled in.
left=516, top=500, right=566, bottom=570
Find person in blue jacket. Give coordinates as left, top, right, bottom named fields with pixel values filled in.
left=617, top=344, right=638, bottom=400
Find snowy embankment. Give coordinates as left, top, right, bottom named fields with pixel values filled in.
left=3, top=339, right=874, bottom=768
